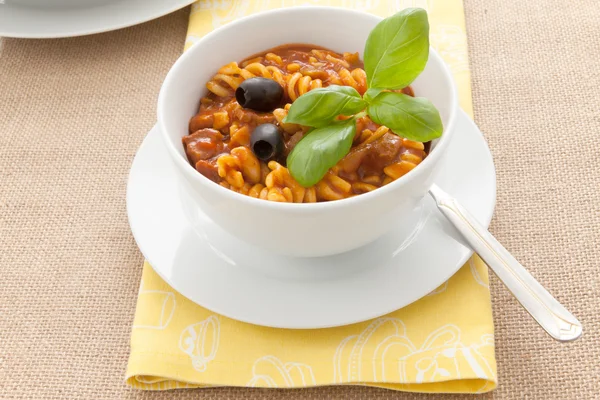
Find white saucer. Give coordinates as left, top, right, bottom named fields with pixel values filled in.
left=127, top=110, right=496, bottom=329
left=0, top=0, right=194, bottom=39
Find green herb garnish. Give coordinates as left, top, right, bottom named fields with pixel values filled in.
left=364, top=8, right=430, bottom=90
left=287, top=118, right=357, bottom=188
left=367, top=92, right=442, bottom=142
left=284, top=86, right=367, bottom=128
left=284, top=8, right=442, bottom=187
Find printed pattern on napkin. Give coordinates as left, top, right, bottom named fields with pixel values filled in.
left=127, top=256, right=496, bottom=392
left=179, top=316, right=220, bottom=372
left=333, top=318, right=495, bottom=386
left=247, top=355, right=317, bottom=387
left=126, top=0, right=495, bottom=393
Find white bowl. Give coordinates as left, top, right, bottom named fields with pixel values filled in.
left=158, top=6, right=458, bottom=257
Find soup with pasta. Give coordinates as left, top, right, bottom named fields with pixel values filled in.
left=183, top=45, right=429, bottom=203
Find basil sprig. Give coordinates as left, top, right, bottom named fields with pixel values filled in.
left=367, top=92, right=443, bottom=142
left=287, top=118, right=356, bottom=187
left=285, top=7, right=443, bottom=187
left=284, top=86, right=366, bottom=127
left=364, top=8, right=430, bottom=90
left=363, top=88, right=385, bottom=103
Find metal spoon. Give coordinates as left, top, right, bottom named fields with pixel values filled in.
left=428, top=184, right=582, bottom=342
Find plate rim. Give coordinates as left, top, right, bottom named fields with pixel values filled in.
left=0, top=0, right=195, bottom=39
left=127, top=110, right=497, bottom=329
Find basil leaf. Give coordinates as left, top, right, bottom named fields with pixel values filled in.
left=364, top=88, right=385, bottom=103
left=364, top=8, right=430, bottom=90
left=367, top=92, right=442, bottom=142
left=287, top=118, right=356, bottom=187
left=283, top=86, right=366, bottom=127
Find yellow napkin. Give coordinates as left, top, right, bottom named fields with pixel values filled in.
left=126, top=0, right=496, bottom=393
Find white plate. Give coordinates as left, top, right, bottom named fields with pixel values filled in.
left=127, top=110, right=496, bottom=329
left=0, top=0, right=195, bottom=38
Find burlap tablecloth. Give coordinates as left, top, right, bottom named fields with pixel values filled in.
left=0, top=1, right=598, bottom=399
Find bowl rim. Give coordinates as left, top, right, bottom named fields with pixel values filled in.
left=158, top=5, right=458, bottom=213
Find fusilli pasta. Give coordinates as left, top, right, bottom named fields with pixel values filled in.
left=184, top=45, right=429, bottom=203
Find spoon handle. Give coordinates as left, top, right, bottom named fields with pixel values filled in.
left=428, top=184, right=582, bottom=342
